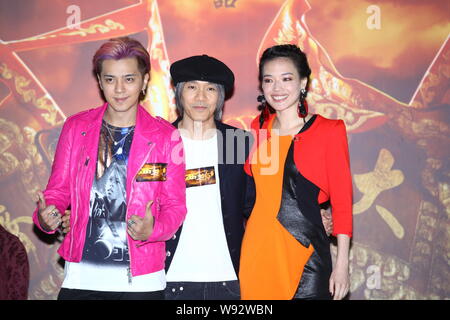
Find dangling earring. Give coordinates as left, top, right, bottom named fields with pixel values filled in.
left=142, top=88, right=146, bottom=96
left=298, top=88, right=308, bottom=123
left=257, top=94, right=270, bottom=128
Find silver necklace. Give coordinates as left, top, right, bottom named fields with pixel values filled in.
left=103, top=122, right=134, bottom=155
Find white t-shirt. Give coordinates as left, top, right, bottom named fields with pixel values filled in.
left=61, top=263, right=165, bottom=292
left=166, top=133, right=237, bottom=282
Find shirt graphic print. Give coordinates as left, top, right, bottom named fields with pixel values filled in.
left=82, top=121, right=134, bottom=266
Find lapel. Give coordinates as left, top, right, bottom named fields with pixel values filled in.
left=81, top=103, right=107, bottom=164
left=215, top=120, right=229, bottom=197
left=126, top=105, right=159, bottom=195
left=172, top=117, right=182, bottom=128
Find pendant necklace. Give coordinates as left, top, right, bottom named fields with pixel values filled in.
left=103, top=122, right=134, bottom=156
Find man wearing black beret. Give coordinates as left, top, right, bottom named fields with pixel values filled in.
left=164, top=55, right=255, bottom=300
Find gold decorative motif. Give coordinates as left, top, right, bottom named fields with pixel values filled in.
left=0, top=62, right=13, bottom=79
left=0, top=63, right=61, bottom=126
left=331, top=242, right=439, bottom=299
left=0, top=118, right=21, bottom=178
left=411, top=44, right=450, bottom=109
left=352, top=148, right=406, bottom=239
left=311, top=100, right=384, bottom=132
left=353, top=148, right=404, bottom=214
left=18, top=19, right=125, bottom=42
left=375, top=206, right=405, bottom=239
left=60, top=19, right=124, bottom=37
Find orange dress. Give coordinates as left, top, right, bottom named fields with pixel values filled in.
left=239, top=129, right=314, bottom=300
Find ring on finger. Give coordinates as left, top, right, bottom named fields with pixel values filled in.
left=51, top=210, right=58, bottom=217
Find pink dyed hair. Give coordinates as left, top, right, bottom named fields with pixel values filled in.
left=93, top=37, right=150, bottom=76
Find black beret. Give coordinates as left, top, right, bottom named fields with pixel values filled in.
left=170, top=55, right=235, bottom=94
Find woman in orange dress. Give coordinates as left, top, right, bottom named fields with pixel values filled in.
left=239, top=44, right=352, bottom=300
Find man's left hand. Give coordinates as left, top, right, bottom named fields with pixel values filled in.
left=127, top=200, right=154, bottom=241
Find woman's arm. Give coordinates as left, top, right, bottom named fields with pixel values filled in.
left=325, top=120, right=352, bottom=299
left=329, top=234, right=350, bottom=300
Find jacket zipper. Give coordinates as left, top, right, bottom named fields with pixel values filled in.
left=71, top=146, right=87, bottom=259
left=126, top=141, right=154, bottom=281
left=127, top=266, right=132, bottom=285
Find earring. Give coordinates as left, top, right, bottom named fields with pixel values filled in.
left=257, top=94, right=270, bottom=128
left=298, top=89, right=308, bottom=121
left=142, top=88, right=146, bottom=96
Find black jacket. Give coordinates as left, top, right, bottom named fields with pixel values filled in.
left=165, top=119, right=255, bottom=275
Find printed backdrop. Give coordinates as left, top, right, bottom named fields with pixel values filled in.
left=0, top=0, right=449, bottom=299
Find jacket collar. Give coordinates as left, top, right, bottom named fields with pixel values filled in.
left=253, top=113, right=321, bottom=138
left=134, top=104, right=161, bottom=135
left=85, top=102, right=160, bottom=135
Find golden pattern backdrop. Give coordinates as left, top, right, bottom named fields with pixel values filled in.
left=0, top=0, right=448, bottom=299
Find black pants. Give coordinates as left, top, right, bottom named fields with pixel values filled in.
left=165, top=281, right=240, bottom=300
left=58, top=288, right=164, bottom=300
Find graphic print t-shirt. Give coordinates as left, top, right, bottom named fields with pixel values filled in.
left=62, top=121, right=165, bottom=292
left=84, top=150, right=129, bottom=265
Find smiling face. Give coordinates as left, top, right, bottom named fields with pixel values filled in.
left=180, top=80, right=220, bottom=124
left=261, top=57, right=307, bottom=113
left=98, top=57, right=149, bottom=116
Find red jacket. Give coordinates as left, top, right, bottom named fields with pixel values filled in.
left=244, top=114, right=352, bottom=237
left=33, top=103, right=187, bottom=276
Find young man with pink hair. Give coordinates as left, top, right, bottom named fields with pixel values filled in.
left=33, top=37, right=186, bottom=300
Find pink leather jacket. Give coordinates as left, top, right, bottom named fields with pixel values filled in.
left=33, top=103, right=186, bottom=277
